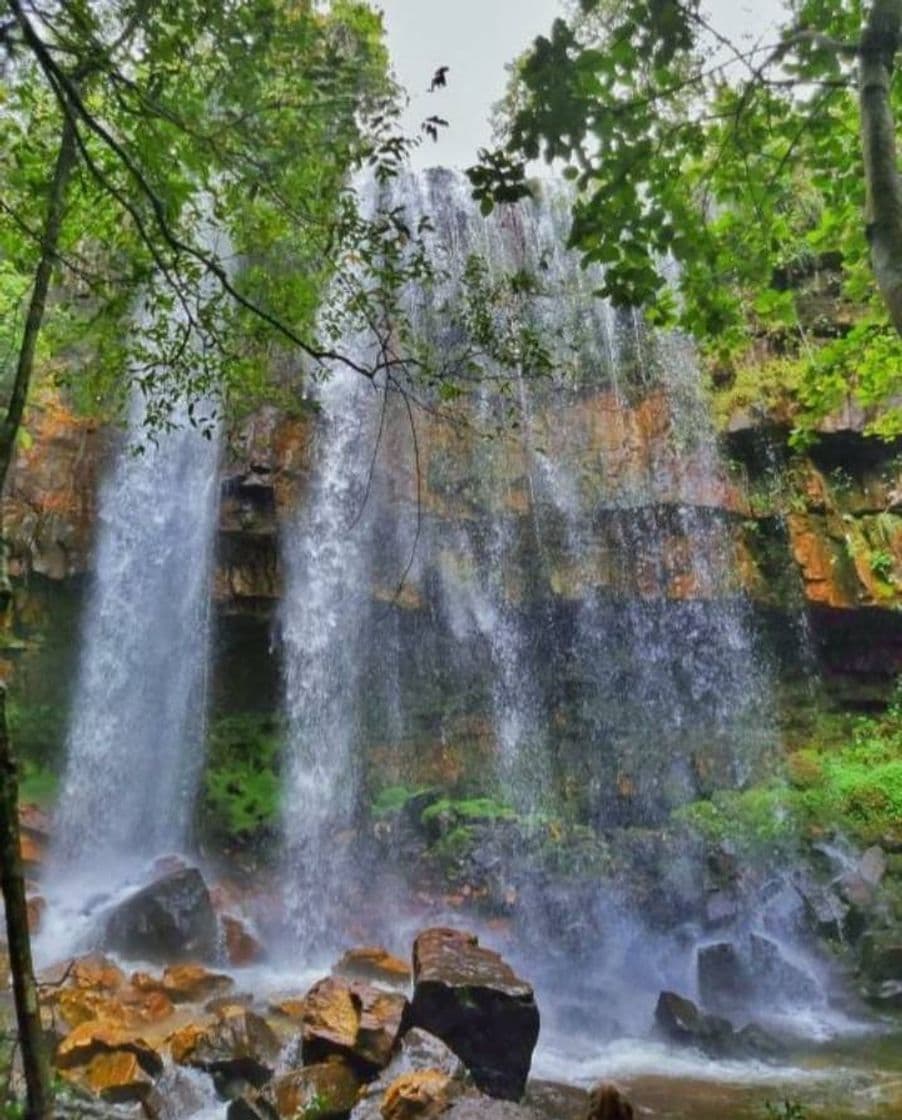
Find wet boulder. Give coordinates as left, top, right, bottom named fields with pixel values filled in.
left=654, top=991, right=735, bottom=1058
left=268, top=1058, right=361, bottom=1118
left=55, top=1022, right=164, bottom=1078
left=104, top=868, right=218, bottom=963
left=334, top=946, right=412, bottom=989
left=84, top=1051, right=156, bottom=1104
left=351, top=1029, right=467, bottom=1120
left=654, top=991, right=781, bottom=1061
left=697, top=935, right=819, bottom=1012
left=409, top=928, right=540, bottom=1101
left=160, top=963, right=234, bottom=1003
left=382, top=1069, right=458, bottom=1120
left=169, top=1009, right=281, bottom=1092
left=302, top=975, right=409, bottom=1074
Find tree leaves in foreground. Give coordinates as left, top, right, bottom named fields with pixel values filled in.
left=0, top=0, right=437, bottom=451
left=470, top=0, right=902, bottom=440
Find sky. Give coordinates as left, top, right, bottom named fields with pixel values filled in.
left=378, top=0, right=786, bottom=170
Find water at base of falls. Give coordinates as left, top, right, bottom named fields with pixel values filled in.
left=39, top=393, right=221, bottom=961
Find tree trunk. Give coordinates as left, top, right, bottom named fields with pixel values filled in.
left=0, top=116, right=77, bottom=491
left=0, top=686, right=53, bottom=1120
left=0, top=116, right=77, bottom=1120
left=859, top=0, right=902, bottom=334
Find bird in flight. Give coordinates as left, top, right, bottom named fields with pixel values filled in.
left=430, top=66, right=449, bottom=92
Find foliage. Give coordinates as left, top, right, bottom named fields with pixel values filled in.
left=676, top=698, right=902, bottom=851
left=5, top=700, right=65, bottom=769
left=371, top=784, right=436, bottom=818
left=201, top=712, right=283, bottom=843
left=17, top=761, right=56, bottom=806
left=0, top=0, right=442, bottom=436
left=471, top=0, right=902, bottom=440
left=421, top=796, right=518, bottom=826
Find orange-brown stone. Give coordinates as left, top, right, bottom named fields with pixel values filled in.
left=55, top=1022, right=163, bottom=1076
left=223, top=915, right=264, bottom=967
left=85, top=1050, right=155, bottom=1102
left=381, top=1070, right=454, bottom=1120
left=334, top=946, right=412, bottom=988
left=162, top=963, right=233, bottom=1003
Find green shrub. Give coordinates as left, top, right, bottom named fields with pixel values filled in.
left=201, top=712, right=283, bottom=843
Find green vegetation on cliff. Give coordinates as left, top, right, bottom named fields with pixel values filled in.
left=676, top=697, right=902, bottom=853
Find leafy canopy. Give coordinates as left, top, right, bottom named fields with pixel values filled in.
left=470, top=0, right=902, bottom=439
left=0, top=0, right=434, bottom=433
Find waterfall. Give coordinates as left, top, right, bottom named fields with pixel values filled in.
left=279, top=362, right=381, bottom=956
left=278, top=168, right=779, bottom=958
left=52, top=394, right=221, bottom=872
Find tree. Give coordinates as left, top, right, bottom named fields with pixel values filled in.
left=470, top=0, right=902, bottom=438
left=0, top=2, right=431, bottom=1114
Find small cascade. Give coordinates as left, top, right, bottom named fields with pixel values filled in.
left=52, top=394, right=221, bottom=875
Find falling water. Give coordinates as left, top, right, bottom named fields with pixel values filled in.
left=279, top=360, right=382, bottom=956
left=52, top=395, right=221, bottom=872
left=278, top=168, right=781, bottom=960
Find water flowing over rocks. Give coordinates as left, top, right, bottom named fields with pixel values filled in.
left=409, top=928, right=540, bottom=1101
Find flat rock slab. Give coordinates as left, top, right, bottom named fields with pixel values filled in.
left=410, top=928, right=540, bottom=1101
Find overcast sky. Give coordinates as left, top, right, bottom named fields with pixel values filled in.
left=378, top=0, right=786, bottom=169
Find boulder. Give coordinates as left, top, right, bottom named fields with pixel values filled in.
left=586, top=1084, right=634, bottom=1120
left=654, top=991, right=780, bottom=1060
left=858, top=846, right=887, bottom=887
left=224, top=916, right=265, bottom=967
left=696, top=942, right=751, bottom=1010
left=104, top=868, right=218, bottom=963
left=161, top=963, right=234, bottom=1003
left=352, top=1030, right=467, bottom=1120
left=302, top=976, right=409, bottom=1074
left=654, top=991, right=735, bottom=1058
left=409, top=928, right=540, bottom=1101
left=697, top=936, right=819, bottom=1012
left=382, top=1070, right=456, bottom=1120
left=71, top=955, right=127, bottom=993
left=85, top=1051, right=155, bottom=1103
left=170, top=1009, right=281, bottom=1091
left=335, top=947, right=412, bottom=989
left=269, top=1059, right=361, bottom=1119
left=55, top=1023, right=163, bottom=1078
left=228, top=1097, right=279, bottom=1120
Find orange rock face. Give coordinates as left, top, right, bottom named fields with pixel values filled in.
left=272, top=1059, right=361, bottom=1118
left=334, top=946, right=412, bottom=988
left=55, top=1022, right=163, bottom=1077
left=302, top=975, right=409, bottom=1072
left=85, top=1050, right=155, bottom=1103
left=161, top=963, right=234, bottom=1003
left=381, top=1069, right=455, bottom=1120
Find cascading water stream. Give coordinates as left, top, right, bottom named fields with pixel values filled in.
left=48, top=396, right=221, bottom=876
left=279, top=361, right=382, bottom=957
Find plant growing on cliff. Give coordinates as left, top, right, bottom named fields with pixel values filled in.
left=471, top=0, right=902, bottom=439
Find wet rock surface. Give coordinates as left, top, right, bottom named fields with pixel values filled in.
left=409, top=928, right=540, bottom=1101
left=654, top=990, right=781, bottom=1060
left=302, top=975, right=410, bottom=1074
left=103, top=868, right=218, bottom=963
